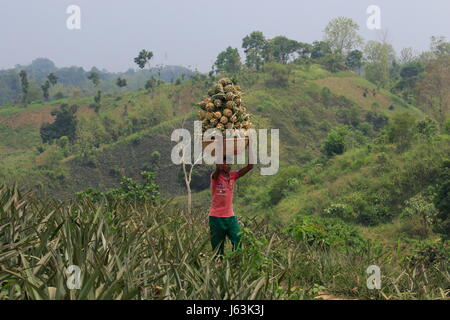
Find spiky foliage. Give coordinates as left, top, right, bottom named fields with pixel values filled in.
left=0, top=184, right=448, bottom=300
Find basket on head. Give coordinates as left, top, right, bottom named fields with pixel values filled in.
left=201, top=136, right=249, bottom=156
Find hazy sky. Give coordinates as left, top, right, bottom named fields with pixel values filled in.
left=1, top=0, right=449, bottom=72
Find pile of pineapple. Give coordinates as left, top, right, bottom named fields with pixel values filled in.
left=197, top=77, right=252, bottom=135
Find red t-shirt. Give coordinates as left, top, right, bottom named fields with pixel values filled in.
left=209, top=171, right=241, bottom=217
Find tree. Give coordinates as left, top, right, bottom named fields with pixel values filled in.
left=430, top=36, right=450, bottom=58
left=116, top=77, right=127, bottom=88
left=40, top=104, right=78, bottom=143
left=214, top=46, right=242, bottom=74
left=134, top=49, right=154, bottom=69
left=87, top=72, right=100, bottom=87
left=323, top=17, right=364, bottom=54
left=145, top=76, right=158, bottom=91
left=322, top=126, right=349, bottom=157
left=18, top=70, right=29, bottom=104
left=433, top=159, right=450, bottom=240
left=41, top=73, right=58, bottom=101
left=416, top=56, right=450, bottom=124
left=47, top=73, right=58, bottom=86
left=311, top=41, right=332, bottom=59
left=394, top=61, right=424, bottom=103
left=242, top=31, right=267, bottom=71
left=398, top=47, right=416, bottom=65
left=386, top=112, right=416, bottom=151
left=364, top=40, right=396, bottom=88
left=345, top=50, right=363, bottom=72
left=265, top=36, right=299, bottom=64
left=321, top=53, right=345, bottom=73
left=295, top=42, right=313, bottom=59
left=41, top=80, right=51, bottom=100
left=88, top=72, right=101, bottom=107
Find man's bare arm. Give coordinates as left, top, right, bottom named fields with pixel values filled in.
left=238, top=163, right=254, bottom=178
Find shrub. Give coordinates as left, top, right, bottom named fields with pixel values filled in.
left=40, top=104, right=78, bottom=143
left=266, top=166, right=303, bottom=205
left=285, top=216, right=366, bottom=251
left=77, top=171, right=160, bottom=204
left=322, top=126, right=349, bottom=157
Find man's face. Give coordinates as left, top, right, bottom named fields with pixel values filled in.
left=217, top=162, right=231, bottom=173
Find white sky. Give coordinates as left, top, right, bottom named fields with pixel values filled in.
left=0, top=0, right=449, bottom=72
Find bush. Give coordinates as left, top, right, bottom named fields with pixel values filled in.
left=324, top=203, right=356, bottom=220
left=322, top=126, right=349, bottom=157
left=285, top=216, right=366, bottom=251
left=77, top=171, right=160, bottom=204
left=40, top=104, right=78, bottom=143
left=266, top=166, right=303, bottom=205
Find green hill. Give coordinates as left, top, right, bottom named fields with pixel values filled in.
left=1, top=62, right=449, bottom=246
left=0, top=63, right=424, bottom=196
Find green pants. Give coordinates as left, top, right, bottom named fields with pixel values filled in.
left=209, top=216, right=241, bottom=256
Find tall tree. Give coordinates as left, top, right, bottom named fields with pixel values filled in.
left=430, top=36, right=450, bottom=58
left=47, top=73, right=58, bottom=86
left=87, top=72, right=100, bottom=87
left=323, top=17, right=364, bottom=54
left=41, top=80, right=51, bottom=101
left=242, top=31, right=267, bottom=71
left=214, top=47, right=242, bottom=74
left=364, top=40, right=396, bottom=88
left=18, top=70, right=29, bottom=104
left=265, top=36, right=298, bottom=64
left=88, top=72, right=101, bottom=106
left=416, top=56, right=450, bottom=124
left=134, top=49, right=154, bottom=70
left=41, top=73, right=58, bottom=101
left=345, top=49, right=363, bottom=72
left=116, top=77, right=127, bottom=88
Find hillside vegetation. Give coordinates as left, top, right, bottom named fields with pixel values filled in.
left=1, top=20, right=449, bottom=300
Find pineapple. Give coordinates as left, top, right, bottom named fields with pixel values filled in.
left=219, top=77, right=232, bottom=86
left=197, top=78, right=252, bottom=134
left=226, top=100, right=236, bottom=109
left=223, top=108, right=233, bottom=118
left=226, top=92, right=235, bottom=101
left=214, top=84, right=224, bottom=93
left=206, top=112, right=214, bottom=120
left=220, top=116, right=228, bottom=124
left=224, top=85, right=234, bottom=93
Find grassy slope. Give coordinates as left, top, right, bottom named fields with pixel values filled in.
left=0, top=63, right=431, bottom=214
